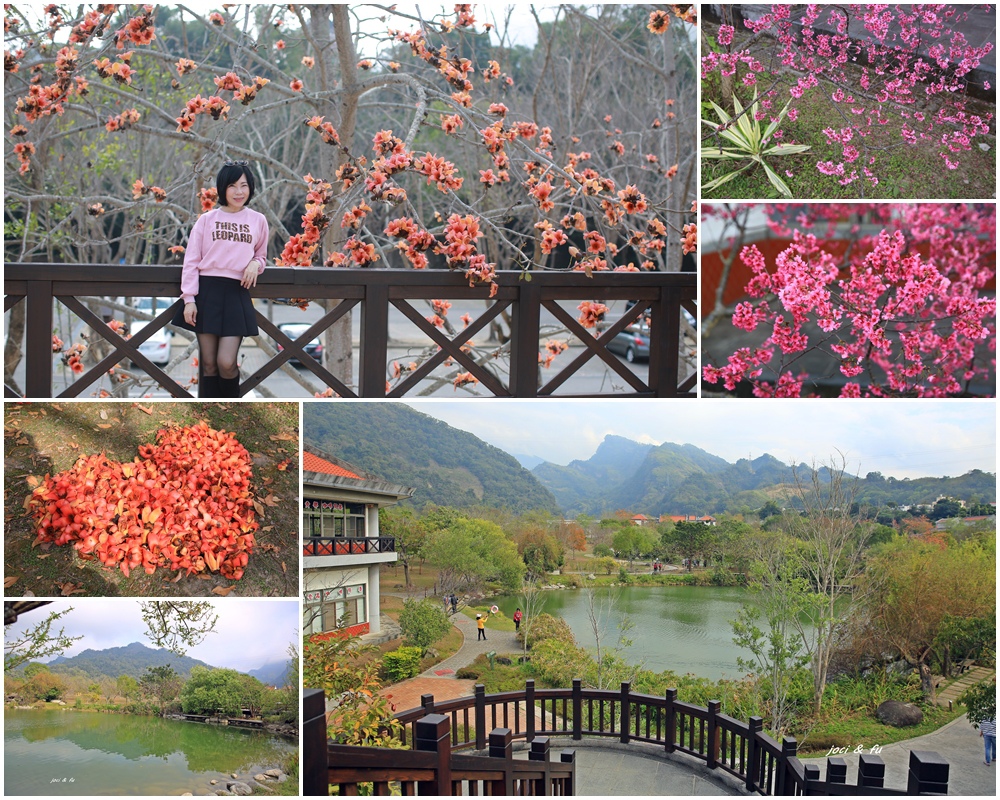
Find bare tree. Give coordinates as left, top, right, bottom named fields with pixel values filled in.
left=781, top=452, right=877, bottom=716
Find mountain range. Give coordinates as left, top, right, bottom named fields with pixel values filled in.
left=300, top=405, right=994, bottom=517
left=303, top=403, right=560, bottom=513
left=532, top=436, right=996, bottom=517
left=43, top=642, right=290, bottom=684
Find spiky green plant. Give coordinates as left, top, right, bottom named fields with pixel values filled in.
left=702, top=88, right=811, bottom=198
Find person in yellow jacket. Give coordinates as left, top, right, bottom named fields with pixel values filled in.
left=476, top=614, right=487, bottom=641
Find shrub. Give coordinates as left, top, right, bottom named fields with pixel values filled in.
left=399, top=599, right=452, bottom=654
left=593, top=544, right=613, bottom=558
left=381, top=646, right=424, bottom=683
left=517, top=613, right=575, bottom=648
left=617, top=566, right=632, bottom=584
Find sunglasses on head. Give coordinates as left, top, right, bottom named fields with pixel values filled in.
left=224, top=159, right=249, bottom=167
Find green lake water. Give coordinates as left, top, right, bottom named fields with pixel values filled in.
left=492, top=585, right=755, bottom=681
left=4, top=709, right=296, bottom=796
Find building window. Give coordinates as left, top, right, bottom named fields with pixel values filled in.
left=303, top=499, right=366, bottom=538
left=304, top=583, right=367, bottom=634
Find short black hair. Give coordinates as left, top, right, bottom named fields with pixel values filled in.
left=216, top=162, right=256, bottom=205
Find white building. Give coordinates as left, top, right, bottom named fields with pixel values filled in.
left=302, top=447, right=414, bottom=640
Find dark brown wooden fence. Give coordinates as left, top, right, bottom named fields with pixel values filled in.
left=385, top=681, right=948, bottom=796
left=303, top=689, right=576, bottom=796
left=5, top=264, right=696, bottom=398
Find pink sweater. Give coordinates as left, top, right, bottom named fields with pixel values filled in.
left=180, top=207, right=268, bottom=303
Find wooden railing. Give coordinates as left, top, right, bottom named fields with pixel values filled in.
left=303, top=689, right=576, bottom=796
left=386, top=680, right=949, bottom=796
left=302, top=536, right=395, bottom=557
left=4, top=264, right=696, bottom=399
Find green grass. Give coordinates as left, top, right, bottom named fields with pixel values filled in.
left=799, top=704, right=964, bottom=756
left=4, top=402, right=299, bottom=597
left=701, top=75, right=996, bottom=200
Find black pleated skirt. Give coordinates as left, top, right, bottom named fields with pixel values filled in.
left=172, top=276, right=258, bottom=336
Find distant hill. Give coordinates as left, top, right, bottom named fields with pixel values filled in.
left=304, top=404, right=560, bottom=514
left=533, top=436, right=996, bottom=517
left=46, top=642, right=212, bottom=680
left=249, top=660, right=291, bottom=687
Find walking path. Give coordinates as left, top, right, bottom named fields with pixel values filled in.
left=379, top=608, right=521, bottom=713
left=934, top=665, right=994, bottom=709
left=797, top=712, right=996, bottom=796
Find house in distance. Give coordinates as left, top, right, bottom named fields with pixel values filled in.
left=302, top=447, right=414, bottom=639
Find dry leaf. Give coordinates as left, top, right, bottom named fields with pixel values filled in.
left=36, top=554, right=51, bottom=560
left=52, top=404, right=63, bottom=411
left=4, top=576, right=18, bottom=588
left=281, top=561, right=287, bottom=574
left=136, top=404, right=154, bottom=415
left=96, top=424, right=113, bottom=429
left=269, top=433, right=297, bottom=442
left=58, top=581, right=85, bottom=596
left=264, top=494, right=280, bottom=506
left=253, top=500, right=265, bottom=516
left=100, top=410, right=108, bottom=420
left=26, top=475, right=40, bottom=488
left=212, top=585, right=235, bottom=596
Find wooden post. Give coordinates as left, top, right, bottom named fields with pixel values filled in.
left=827, top=757, right=847, bottom=784
left=745, top=716, right=763, bottom=792
left=620, top=682, right=631, bottom=743
left=302, top=689, right=328, bottom=797
left=857, top=753, right=885, bottom=789
left=803, top=762, right=821, bottom=788
left=572, top=679, right=583, bottom=740
left=489, top=727, right=514, bottom=795
left=415, top=714, right=451, bottom=796
left=359, top=282, right=388, bottom=396
left=706, top=700, right=721, bottom=769
left=665, top=688, right=677, bottom=754
left=474, top=684, right=486, bottom=750
left=509, top=279, right=541, bottom=397
left=907, top=750, right=949, bottom=794
left=25, top=280, right=54, bottom=397
left=529, top=736, right=552, bottom=796
left=525, top=679, right=536, bottom=742
left=560, top=750, right=576, bottom=796
left=777, top=736, right=797, bottom=795
left=421, top=693, right=435, bottom=715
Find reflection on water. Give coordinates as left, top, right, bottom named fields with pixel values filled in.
left=492, top=585, right=754, bottom=680
left=5, top=709, right=295, bottom=796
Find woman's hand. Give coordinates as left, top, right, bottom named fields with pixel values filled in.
left=183, top=302, right=197, bottom=326
left=241, top=258, right=261, bottom=289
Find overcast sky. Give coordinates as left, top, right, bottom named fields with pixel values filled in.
left=402, top=399, right=996, bottom=479
left=5, top=600, right=298, bottom=672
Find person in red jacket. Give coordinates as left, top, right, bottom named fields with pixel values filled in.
left=175, top=160, right=268, bottom=397
left=513, top=607, right=523, bottom=632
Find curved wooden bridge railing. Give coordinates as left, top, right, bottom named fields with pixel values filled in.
left=4, top=264, right=696, bottom=399
left=388, top=680, right=949, bottom=796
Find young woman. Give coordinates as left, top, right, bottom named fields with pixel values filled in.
left=175, top=160, right=268, bottom=398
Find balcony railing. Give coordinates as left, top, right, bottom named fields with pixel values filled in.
left=4, top=263, right=696, bottom=399
left=302, top=536, right=395, bottom=557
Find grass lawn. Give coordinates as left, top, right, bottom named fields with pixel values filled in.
left=799, top=704, right=965, bottom=756
left=701, top=34, right=996, bottom=199
left=4, top=402, right=299, bottom=597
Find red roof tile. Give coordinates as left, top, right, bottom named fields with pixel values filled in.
left=303, top=451, right=361, bottom=479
